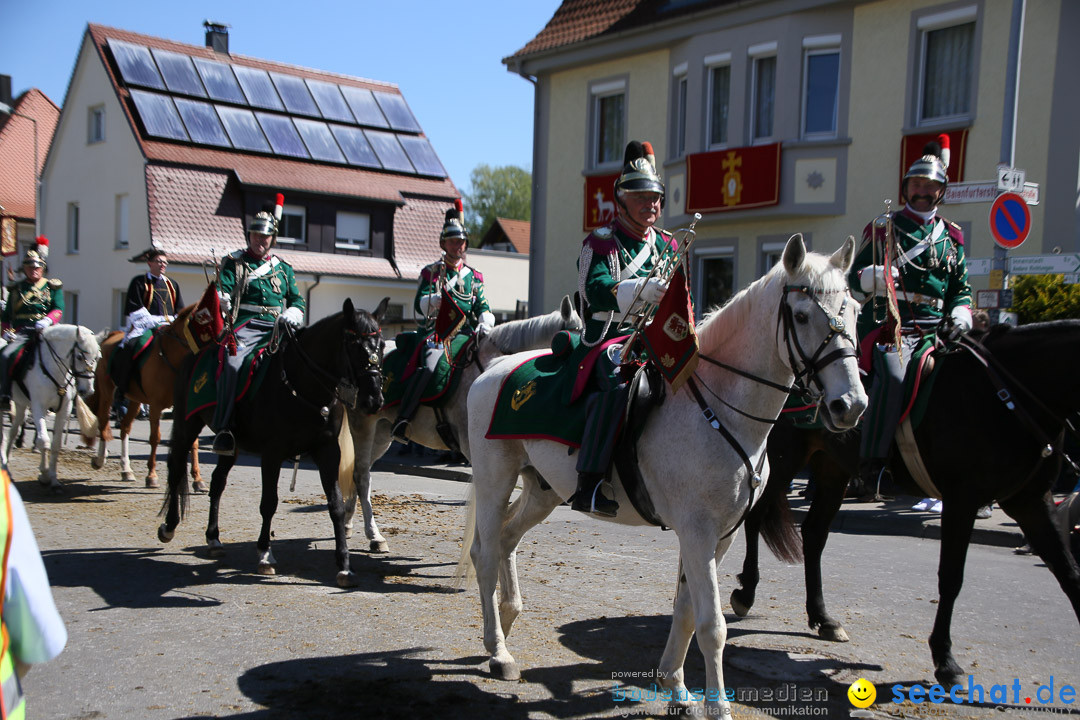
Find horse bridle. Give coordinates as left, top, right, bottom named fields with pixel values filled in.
left=275, top=319, right=383, bottom=417
left=38, top=329, right=97, bottom=397
left=682, top=283, right=859, bottom=539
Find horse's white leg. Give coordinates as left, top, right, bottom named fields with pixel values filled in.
left=351, top=418, right=391, bottom=551
left=92, top=428, right=109, bottom=469
left=256, top=547, right=277, bottom=575
left=497, top=469, right=562, bottom=638
left=41, top=396, right=70, bottom=490
left=470, top=445, right=522, bottom=680
left=657, top=556, right=696, bottom=708
left=676, top=532, right=734, bottom=716
left=119, top=432, right=136, bottom=482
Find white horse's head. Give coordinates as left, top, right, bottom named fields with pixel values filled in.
left=71, top=326, right=102, bottom=399
left=776, top=234, right=867, bottom=430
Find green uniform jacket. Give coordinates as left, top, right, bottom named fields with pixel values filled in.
left=578, top=218, right=677, bottom=347
left=218, top=250, right=304, bottom=326
left=414, top=259, right=490, bottom=334
left=1, top=278, right=64, bottom=331
left=849, top=207, right=972, bottom=339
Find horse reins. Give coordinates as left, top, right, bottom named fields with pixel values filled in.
left=682, top=284, right=858, bottom=539
left=274, top=320, right=383, bottom=418
left=37, top=329, right=97, bottom=397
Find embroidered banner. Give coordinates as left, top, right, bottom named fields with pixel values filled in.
left=583, top=172, right=620, bottom=231
left=641, top=266, right=699, bottom=392
left=685, top=143, right=781, bottom=213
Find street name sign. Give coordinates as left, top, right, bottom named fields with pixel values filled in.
left=945, top=181, right=1039, bottom=205
left=1006, top=254, right=1080, bottom=275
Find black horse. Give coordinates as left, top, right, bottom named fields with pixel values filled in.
left=158, top=297, right=388, bottom=588
left=733, top=319, right=1080, bottom=686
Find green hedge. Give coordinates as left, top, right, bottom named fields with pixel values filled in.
left=1010, top=274, right=1080, bottom=324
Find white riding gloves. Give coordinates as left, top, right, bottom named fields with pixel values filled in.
left=34, top=317, right=53, bottom=330
left=418, top=293, right=441, bottom=316
left=281, top=306, right=304, bottom=327
left=218, top=291, right=232, bottom=313
left=858, top=265, right=900, bottom=294
left=479, top=311, right=496, bottom=329
left=949, top=305, right=973, bottom=332
left=616, top=277, right=668, bottom=313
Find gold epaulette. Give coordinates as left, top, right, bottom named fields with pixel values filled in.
left=48, top=278, right=63, bottom=289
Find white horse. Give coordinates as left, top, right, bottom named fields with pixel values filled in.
left=1, top=325, right=102, bottom=491
left=343, top=296, right=582, bottom=551
left=460, top=235, right=867, bottom=715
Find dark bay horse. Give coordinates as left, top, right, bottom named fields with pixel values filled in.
left=158, top=298, right=387, bottom=588
left=88, top=306, right=205, bottom=489
left=734, top=320, right=1080, bottom=687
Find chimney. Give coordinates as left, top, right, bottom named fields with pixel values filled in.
left=203, top=20, right=230, bottom=54
left=0, top=75, right=12, bottom=108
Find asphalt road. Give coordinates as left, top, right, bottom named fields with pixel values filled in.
left=7, top=420, right=1079, bottom=720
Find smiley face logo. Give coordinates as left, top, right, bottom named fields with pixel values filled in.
left=848, top=678, right=876, bottom=708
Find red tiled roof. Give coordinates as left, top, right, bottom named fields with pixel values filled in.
left=482, top=218, right=531, bottom=254
left=85, top=24, right=458, bottom=204
left=0, top=89, right=60, bottom=221
left=145, top=164, right=446, bottom=281
left=506, top=0, right=741, bottom=62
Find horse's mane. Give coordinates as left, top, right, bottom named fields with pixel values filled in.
left=483, top=307, right=579, bottom=355
left=696, top=248, right=845, bottom=352
left=981, top=318, right=1080, bottom=349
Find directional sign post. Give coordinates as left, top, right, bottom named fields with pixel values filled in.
left=989, top=192, right=1031, bottom=249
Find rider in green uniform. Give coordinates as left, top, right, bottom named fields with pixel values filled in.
left=391, top=203, right=494, bottom=441
left=850, top=137, right=973, bottom=493
left=572, top=141, right=674, bottom=516
left=210, top=211, right=305, bottom=455
left=0, top=239, right=64, bottom=404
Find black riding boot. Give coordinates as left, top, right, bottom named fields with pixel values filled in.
left=392, top=367, right=432, bottom=443
left=113, top=345, right=135, bottom=396
left=571, top=472, right=619, bottom=517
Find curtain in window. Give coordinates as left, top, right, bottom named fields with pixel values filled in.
left=922, top=23, right=974, bottom=120
left=804, top=51, right=839, bottom=136
left=709, top=66, right=730, bottom=146
left=597, top=94, right=625, bottom=164
left=753, top=56, right=776, bottom=139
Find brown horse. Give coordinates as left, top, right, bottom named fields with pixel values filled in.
left=87, top=305, right=204, bottom=490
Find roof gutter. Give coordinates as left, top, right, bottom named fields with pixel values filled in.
left=305, top=273, right=322, bottom=319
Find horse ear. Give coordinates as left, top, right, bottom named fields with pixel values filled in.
left=831, top=235, right=856, bottom=273
left=342, top=298, right=356, bottom=327
left=782, top=234, right=807, bottom=276
left=561, top=294, right=573, bottom=321
left=373, top=296, right=390, bottom=324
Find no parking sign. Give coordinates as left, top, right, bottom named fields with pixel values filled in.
left=989, top=192, right=1031, bottom=249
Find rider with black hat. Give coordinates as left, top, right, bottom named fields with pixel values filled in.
left=571, top=140, right=675, bottom=516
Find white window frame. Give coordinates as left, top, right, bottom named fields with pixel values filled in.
left=801, top=35, right=841, bottom=139
left=749, top=42, right=778, bottom=144
left=115, top=193, right=129, bottom=248
left=671, top=63, right=688, bottom=158
left=759, top=240, right=788, bottom=277
left=335, top=210, right=371, bottom=251
left=916, top=5, right=977, bottom=126
left=88, top=105, right=105, bottom=144
left=589, top=78, right=627, bottom=170
left=276, top=204, right=306, bottom=245
left=67, top=203, right=80, bottom=254
left=704, top=53, right=732, bottom=150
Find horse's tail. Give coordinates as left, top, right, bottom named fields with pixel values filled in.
left=337, top=410, right=356, bottom=509
left=759, top=483, right=803, bottom=564
left=453, top=485, right=477, bottom=589
left=74, top=395, right=99, bottom=444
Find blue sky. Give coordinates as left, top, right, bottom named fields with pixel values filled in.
left=0, top=0, right=563, bottom=194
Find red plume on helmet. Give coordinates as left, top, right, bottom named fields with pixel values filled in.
left=441, top=198, right=468, bottom=242
left=35, top=235, right=49, bottom=259
left=937, top=133, right=951, bottom=169
left=274, top=193, right=285, bottom=223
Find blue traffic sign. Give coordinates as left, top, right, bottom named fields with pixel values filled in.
left=989, top=192, right=1031, bottom=249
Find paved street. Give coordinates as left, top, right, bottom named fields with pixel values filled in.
left=6, top=418, right=1078, bottom=719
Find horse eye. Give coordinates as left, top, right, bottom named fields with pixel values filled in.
left=794, top=311, right=810, bottom=324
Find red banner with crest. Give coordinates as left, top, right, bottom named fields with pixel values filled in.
left=640, top=266, right=699, bottom=393
left=582, top=172, right=621, bottom=231
left=686, top=143, right=781, bottom=213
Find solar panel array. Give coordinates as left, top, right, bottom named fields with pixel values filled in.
left=110, top=39, right=447, bottom=178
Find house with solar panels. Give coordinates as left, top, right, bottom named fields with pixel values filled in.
left=38, top=22, right=528, bottom=332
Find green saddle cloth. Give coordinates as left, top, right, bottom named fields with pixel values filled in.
left=486, top=340, right=591, bottom=448
left=107, top=329, right=155, bottom=378
left=381, top=332, right=472, bottom=408
left=185, top=340, right=272, bottom=418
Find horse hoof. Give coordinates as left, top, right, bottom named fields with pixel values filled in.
left=257, top=563, right=277, bottom=576
left=207, top=541, right=225, bottom=558
left=157, top=524, right=175, bottom=543
left=336, top=571, right=359, bottom=588
left=934, top=664, right=965, bottom=689
left=145, top=478, right=159, bottom=489
left=817, top=624, right=850, bottom=643
left=91, top=457, right=104, bottom=470
left=121, top=471, right=136, bottom=482
left=489, top=656, right=521, bottom=681
left=369, top=539, right=389, bottom=553
left=729, top=590, right=752, bottom=618
left=192, top=481, right=207, bottom=494
left=48, top=484, right=65, bottom=496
